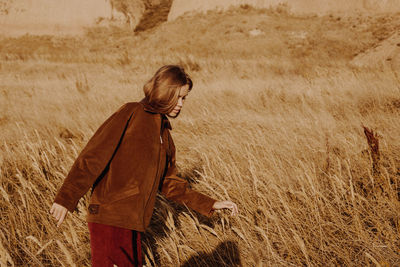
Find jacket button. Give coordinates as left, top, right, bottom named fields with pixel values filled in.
left=88, top=204, right=99, bottom=214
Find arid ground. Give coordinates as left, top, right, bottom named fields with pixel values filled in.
left=1, top=5, right=400, bottom=266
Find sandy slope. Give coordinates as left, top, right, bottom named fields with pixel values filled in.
left=352, top=32, right=400, bottom=70
left=0, top=0, right=113, bottom=36
left=168, top=0, right=400, bottom=20
left=167, top=0, right=400, bottom=70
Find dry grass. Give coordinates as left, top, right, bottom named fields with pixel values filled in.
left=1, top=6, right=400, bottom=266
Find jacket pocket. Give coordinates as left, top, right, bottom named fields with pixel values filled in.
left=104, top=184, right=140, bottom=204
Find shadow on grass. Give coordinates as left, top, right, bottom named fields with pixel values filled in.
left=181, top=240, right=241, bottom=267
left=142, top=196, right=218, bottom=265
left=142, top=164, right=227, bottom=266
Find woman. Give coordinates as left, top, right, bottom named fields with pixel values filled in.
left=50, top=65, right=238, bottom=267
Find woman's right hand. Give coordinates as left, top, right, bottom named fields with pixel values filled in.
left=50, top=203, right=68, bottom=227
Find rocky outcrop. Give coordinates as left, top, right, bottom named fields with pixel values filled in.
left=168, top=0, right=400, bottom=21
left=111, top=0, right=173, bottom=32
left=110, top=0, right=146, bottom=31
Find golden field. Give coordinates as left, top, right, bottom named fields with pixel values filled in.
left=1, top=6, right=400, bottom=266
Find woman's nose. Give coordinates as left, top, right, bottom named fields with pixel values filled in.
left=177, top=98, right=183, bottom=107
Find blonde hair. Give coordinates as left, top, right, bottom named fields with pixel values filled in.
left=143, top=65, right=193, bottom=114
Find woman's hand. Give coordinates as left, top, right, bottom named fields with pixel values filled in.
left=50, top=203, right=68, bottom=227
left=212, top=200, right=238, bottom=216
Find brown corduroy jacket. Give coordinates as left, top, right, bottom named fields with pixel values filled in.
left=53, top=99, right=217, bottom=232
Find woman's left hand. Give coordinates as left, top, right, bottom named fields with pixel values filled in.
left=212, top=200, right=238, bottom=216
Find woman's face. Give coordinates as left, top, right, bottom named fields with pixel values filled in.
left=168, top=84, right=189, bottom=118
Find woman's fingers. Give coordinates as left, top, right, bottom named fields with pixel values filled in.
left=56, top=209, right=63, bottom=221
left=50, top=203, right=67, bottom=227
left=229, top=202, right=238, bottom=216
left=55, top=207, right=62, bottom=220
left=52, top=206, right=58, bottom=219
left=50, top=203, right=59, bottom=218
left=57, top=210, right=67, bottom=227
left=213, top=200, right=238, bottom=216
left=230, top=202, right=238, bottom=216
left=218, top=201, right=239, bottom=216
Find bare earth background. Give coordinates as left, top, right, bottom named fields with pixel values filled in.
left=1, top=1, right=400, bottom=266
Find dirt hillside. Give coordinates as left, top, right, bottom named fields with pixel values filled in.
left=0, top=0, right=114, bottom=36
left=168, top=0, right=400, bottom=20
left=352, top=32, right=400, bottom=70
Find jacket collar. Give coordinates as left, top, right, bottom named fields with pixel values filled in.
left=161, top=114, right=172, bottom=130
left=139, top=98, right=172, bottom=130
left=139, top=98, right=157, bottom=113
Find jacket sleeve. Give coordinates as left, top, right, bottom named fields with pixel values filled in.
left=53, top=103, right=135, bottom=212
left=160, top=135, right=217, bottom=217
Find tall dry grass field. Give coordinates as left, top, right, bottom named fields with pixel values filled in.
left=1, top=6, right=400, bottom=266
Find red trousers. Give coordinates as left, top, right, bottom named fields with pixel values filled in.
left=88, top=222, right=143, bottom=267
